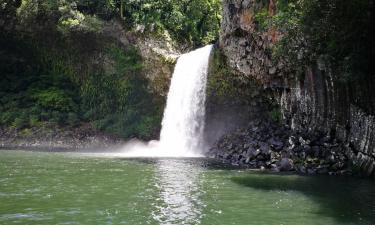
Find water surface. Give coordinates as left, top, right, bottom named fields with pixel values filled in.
left=0, top=150, right=374, bottom=225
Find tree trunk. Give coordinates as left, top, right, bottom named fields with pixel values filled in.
left=120, top=0, right=124, bottom=19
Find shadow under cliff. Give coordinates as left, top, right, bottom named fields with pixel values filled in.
left=231, top=173, right=375, bottom=224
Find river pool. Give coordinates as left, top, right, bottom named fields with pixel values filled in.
left=0, top=150, right=374, bottom=225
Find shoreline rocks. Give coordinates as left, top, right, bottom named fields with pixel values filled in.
left=0, top=124, right=125, bottom=151
left=207, top=119, right=352, bottom=176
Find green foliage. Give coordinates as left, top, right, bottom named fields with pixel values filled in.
left=10, top=0, right=222, bottom=46
left=0, top=33, right=80, bottom=128
left=0, top=0, right=22, bottom=28
left=12, top=112, right=29, bottom=129
left=0, top=112, right=18, bottom=125
left=302, top=0, right=374, bottom=80
left=267, top=0, right=375, bottom=82
left=254, top=8, right=270, bottom=31
left=121, top=0, right=222, bottom=46
left=29, top=114, right=40, bottom=127
left=16, top=0, right=59, bottom=25
left=80, top=45, right=161, bottom=139
left=74, top=0, right=116, bottom=18
left=269, top=107, right=282, bottom=123
left=57, top=1, right=104, bottom=34
left=0, top=35, right=161, bottom=137
left=31, top=88, right=77, bottom=112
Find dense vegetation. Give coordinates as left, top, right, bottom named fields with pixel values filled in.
left=254, top=0, right=375, bottom=82
left=120, top=0, right=222, bottom=46
left=0, top=0, right=222, bottom=139
left=0, top=32, right=160, bottom=139
left=1, top=0, right=221, bottom=46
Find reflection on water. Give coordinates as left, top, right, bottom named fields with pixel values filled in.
left=152, top=159, right=204, bottom=225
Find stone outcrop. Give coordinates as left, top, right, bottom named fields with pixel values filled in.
left=220, top=0, right=285, bottom=88
left=208, top=119, right=351, bottom=175
left=103, top=20, right=179, bottom=97
left=216, top=0, right=375, bottom=176
left=204, top=46, right=269, bottom=147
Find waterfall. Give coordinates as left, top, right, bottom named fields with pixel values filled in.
left=159, top=45, right=213, bottom=156
left=121, top=45, right=213, bottom=157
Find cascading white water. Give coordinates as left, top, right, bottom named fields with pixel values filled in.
left=120, top=45, right=213, bottom=157
left=158, top=45, right=213, bottom=157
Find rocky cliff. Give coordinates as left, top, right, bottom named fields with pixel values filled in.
left=215, top=0, right=375, bottom=176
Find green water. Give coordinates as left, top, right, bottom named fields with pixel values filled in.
left=0, top=150, right=374, bottom=225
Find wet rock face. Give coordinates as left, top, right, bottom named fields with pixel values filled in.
left=208, top=120, right=351, bottom=175
left=103, top=20, right=178, bottom=98
left=219, top=0, right=375, bottom=176
left=280, top=66, right=375, bottom=176
left=220, top=0, right=284, bottom=88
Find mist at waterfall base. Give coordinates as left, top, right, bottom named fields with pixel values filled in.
left=119, top=45, right=213, bottom=158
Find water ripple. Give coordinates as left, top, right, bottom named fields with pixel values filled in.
left=152, top=159, right=205, bottom=225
